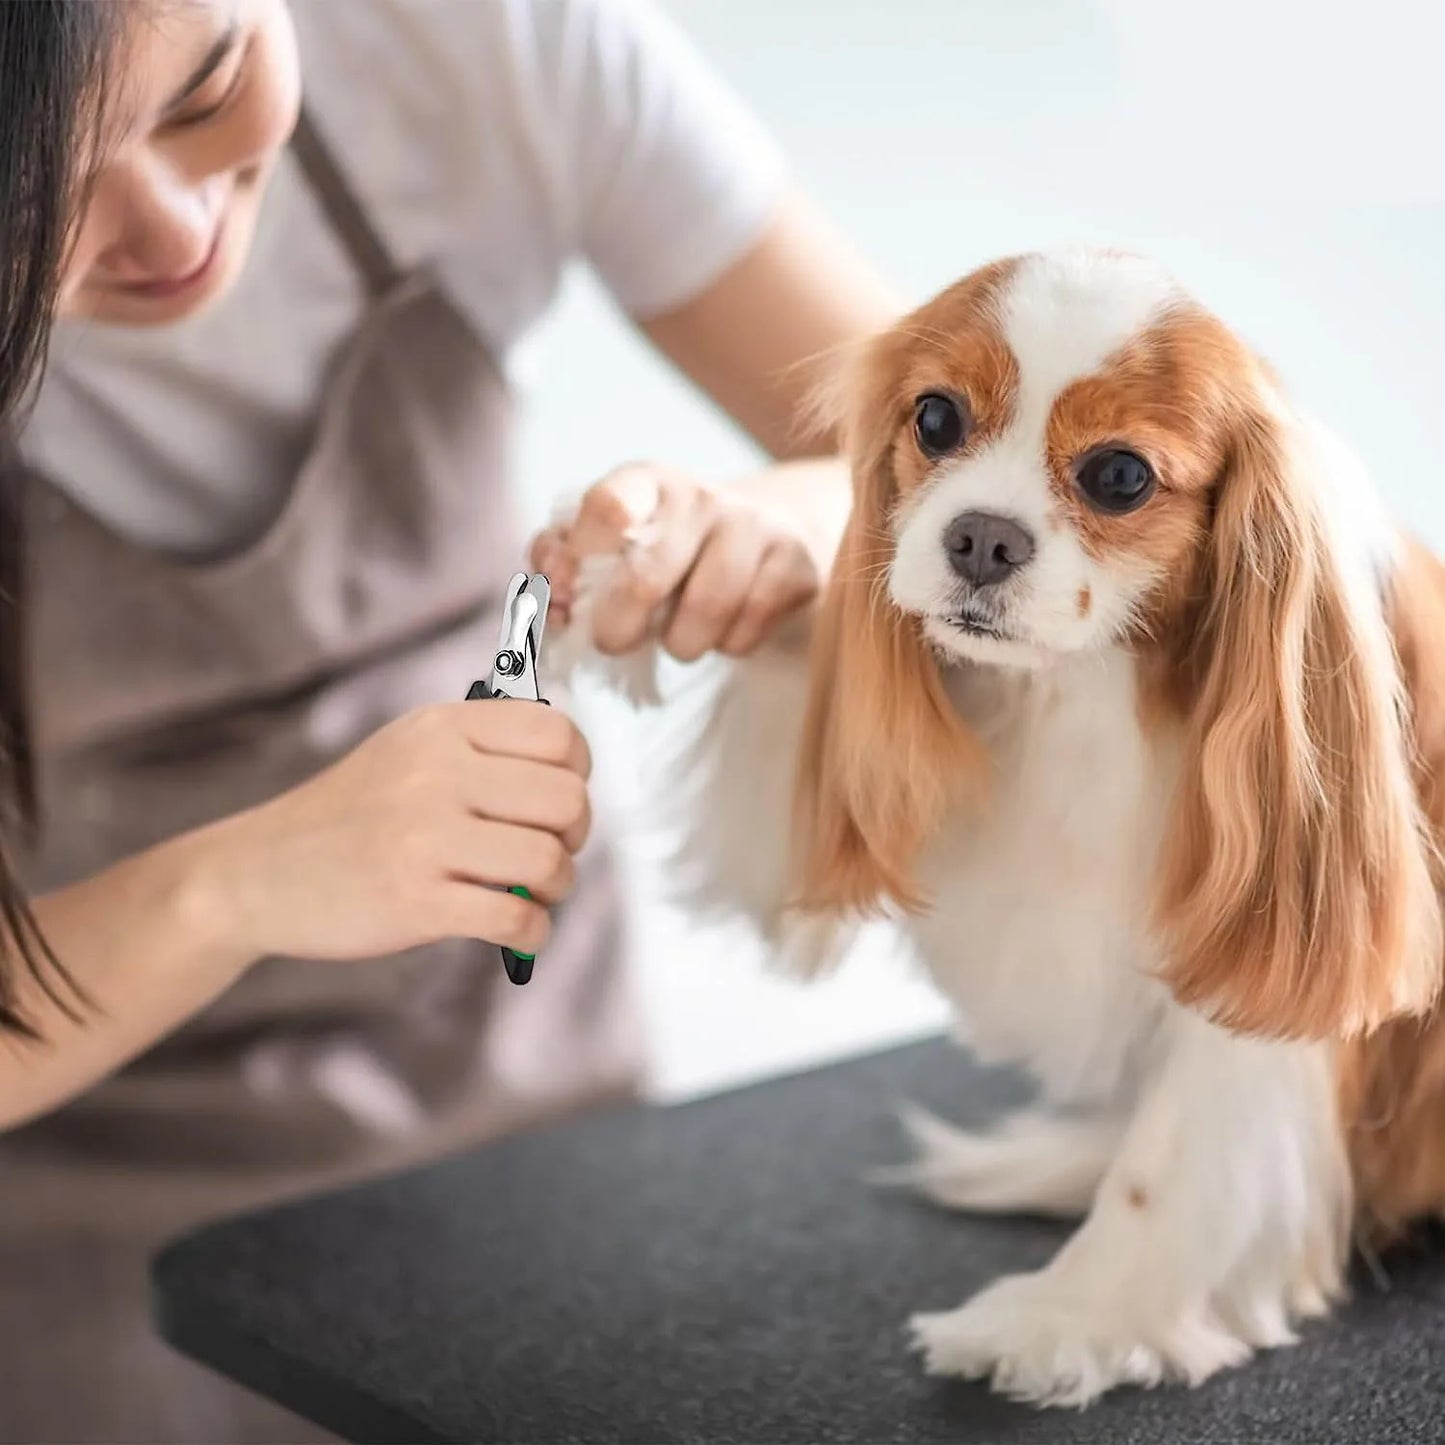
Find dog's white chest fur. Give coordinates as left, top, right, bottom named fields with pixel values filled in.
left=911, top=648, right=1171, bottom=1104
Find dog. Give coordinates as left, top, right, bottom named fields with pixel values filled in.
left=549, top=247, right=1445, bottom=1407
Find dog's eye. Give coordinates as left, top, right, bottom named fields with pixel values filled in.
left=914, top=393, right=967, bottom=458
left=1075, top=448, right=1156, bottom=514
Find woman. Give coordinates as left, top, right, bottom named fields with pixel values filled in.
left=0, top=1, right=892, bottom=1440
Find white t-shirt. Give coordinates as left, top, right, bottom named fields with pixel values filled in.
left=25, top=0, right=787, bottom=556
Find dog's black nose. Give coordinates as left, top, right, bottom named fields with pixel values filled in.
left=944, top=512, right=1035, bottom=587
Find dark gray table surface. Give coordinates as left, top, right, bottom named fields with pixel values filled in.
left=152, top=1037, right=1445, bottom=1444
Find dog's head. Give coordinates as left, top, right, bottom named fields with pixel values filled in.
left=795, top=248, right=1439, bottom=1039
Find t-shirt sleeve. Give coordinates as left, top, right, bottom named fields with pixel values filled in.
left=532, top=0, right=790, bottom=318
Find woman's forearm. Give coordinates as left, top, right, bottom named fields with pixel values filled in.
left=0, top=821, right=253, bottom=1131
left=639, top=192, right=900, bottom=459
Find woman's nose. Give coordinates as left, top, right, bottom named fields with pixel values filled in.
left=92, top=159, right=222, bottom=282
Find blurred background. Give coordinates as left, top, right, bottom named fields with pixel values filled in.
left=516, top=0, right=1445, bottom=1102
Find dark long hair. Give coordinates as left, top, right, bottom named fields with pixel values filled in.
left=0, top=3, right=119, bottom=1036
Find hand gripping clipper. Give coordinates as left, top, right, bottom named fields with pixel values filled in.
left=467, top=572, right=551, bottom=985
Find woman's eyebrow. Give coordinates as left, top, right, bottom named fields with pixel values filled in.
left=163, top=20, right=241, bottom=113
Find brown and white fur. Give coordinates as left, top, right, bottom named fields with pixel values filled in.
left=550, top=248, right=1445, bottom=1407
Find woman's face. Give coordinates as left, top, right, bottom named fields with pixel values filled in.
left=61, top=0, right=300, bottom=328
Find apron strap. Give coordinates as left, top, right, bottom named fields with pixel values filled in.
left=290, top=107, right=400, bottom=298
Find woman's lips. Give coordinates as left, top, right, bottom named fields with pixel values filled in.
left=115, top=228, right=223, bottom=301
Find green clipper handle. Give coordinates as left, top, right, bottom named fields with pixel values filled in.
left=503, top=886, right=537, bottom=985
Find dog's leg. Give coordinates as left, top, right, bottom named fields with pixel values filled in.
left=908, top=1013, right=1350, bottom=1407
left=544, top=551, right=666, bottom=708
left=874, top=1105, right=1119, bottom=1218
left=547, top=551, right=849, bottom=968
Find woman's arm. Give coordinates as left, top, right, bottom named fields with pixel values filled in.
left=638, top=191, right=898, bottom=460
left=1, top=827, right=250, bottom=1130
left=535, top=192, right=898, bottom=658
left=0, top=699, right=593, bottom=1130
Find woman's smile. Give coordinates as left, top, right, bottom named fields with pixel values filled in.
left=108, top=217, right=225, bottom=301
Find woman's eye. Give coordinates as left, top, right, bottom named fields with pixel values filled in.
left=169, top=46, right=250, bottom=130
left=913, top=393, right=968, bottom=459
left=1075, top=448, right=1156, bottom=514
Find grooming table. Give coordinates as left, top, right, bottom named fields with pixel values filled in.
left=152, top=1037, right=1445, bottom=1443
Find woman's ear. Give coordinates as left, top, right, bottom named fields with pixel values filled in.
left=790, top=332, right=984, bottom=917
left=1157, top=395, right=1440, bottom=1039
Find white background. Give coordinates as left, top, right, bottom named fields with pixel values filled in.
left=515, top=0, right=1445, bottom=1101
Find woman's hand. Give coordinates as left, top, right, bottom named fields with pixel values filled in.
left=210, top=700, right=592, bottom=964
left=530, top=457, right=850, bottom=661
left=530, top=193, right=895, bottom=665
left=2, top=701, right=590, bottom=1130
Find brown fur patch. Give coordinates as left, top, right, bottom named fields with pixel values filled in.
left=1044, top=308, right=1250, bottom=650
left=1340, top=538, right=1445, bottom=1239
left=876, top=262, right=1023, bottom=510
left=1152, top=389, right=1440, bottom=1040
left=1076, top=585, right=1092, bottom=618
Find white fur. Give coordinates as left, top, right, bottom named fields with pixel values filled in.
left=917, top=650, right=1168, bottom=1106
left=901, top=651, right=1349, bottom=1404
left=873, top=1104, right=1122, bottom=1218
left=551, top=250, right=1378, bottom=1408
left=1001, top=250, right=1183, bottom=398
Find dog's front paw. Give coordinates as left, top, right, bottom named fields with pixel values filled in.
left=908, top=1273, right=1161, bottom=1407
left=541, top=550, right=665, bottom=708
left=908, top=1271, right=1251, bottom=1408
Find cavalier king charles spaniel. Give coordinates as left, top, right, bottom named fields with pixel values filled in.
left=550, top=247, right=1445, bottom=1407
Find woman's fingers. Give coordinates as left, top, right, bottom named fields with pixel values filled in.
left=439, top=815, right=577, bottom=906
left=660, top=509, right=764, bottom=661
left=567, top=465, right=663, bottom=555
left=718, top=539, right=816, bottom=656
left=529, top=526, right=579, bottom=620
left=536, top=462, right=825, bottom=663
left=463, top=752, right=592, bottom=854
left=457, top=699, right=592, bottom=781
left=440, top=879, right=553, bottom=957
left=591, top=477, right=715, bottom=655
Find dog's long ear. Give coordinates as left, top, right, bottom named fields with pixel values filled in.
left=790, top=332, right=985, bottom=916
left=1157, top=389, right=1440, bottom=1039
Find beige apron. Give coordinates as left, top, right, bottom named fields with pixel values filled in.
left=0, top=111, right=643, bottom=1444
